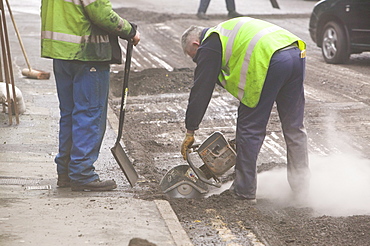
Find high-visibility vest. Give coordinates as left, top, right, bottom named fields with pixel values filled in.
left=41, top=0, right=133, bottom=62
left=203, top=17, right=306, bottom=108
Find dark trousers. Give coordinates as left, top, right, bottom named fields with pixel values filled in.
left=197, top=0, right=236, bottom=13
left=233, top=47, right=310, bottom=199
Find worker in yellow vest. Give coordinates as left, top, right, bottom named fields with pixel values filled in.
left=180, top=17, right=310, bottom=204
left=41, top=0, right=140, bottom=191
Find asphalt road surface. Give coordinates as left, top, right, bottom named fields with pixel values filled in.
left=108, top=8, right=370, bottom=246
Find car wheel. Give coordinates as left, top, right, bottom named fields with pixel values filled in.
left=321, top=21, right=349, bottom=64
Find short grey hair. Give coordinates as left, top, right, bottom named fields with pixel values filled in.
left=180, top=25, right=205, bottom=54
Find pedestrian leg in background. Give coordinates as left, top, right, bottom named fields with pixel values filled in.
left=226, top=0, right=243, bottom=18
left=196, top=0, right=211, bottom=19
left=196, top=0, right=243, bottom=19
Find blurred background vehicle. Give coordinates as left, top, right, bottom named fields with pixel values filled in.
left=309, top=0, right=370, bottom=64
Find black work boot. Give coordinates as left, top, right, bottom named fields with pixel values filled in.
left=221, top=188, right=257, bottom=205
left=71, top=179, right=117, bottom=191
left=196, top=12, right=209, bottom=20
left=228, top=10, right=243, bottom=18
left=57, top=174, right=70, bottom=188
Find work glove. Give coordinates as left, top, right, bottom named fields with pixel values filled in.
left=119, top=22, right=137, bottom=40
left=181, top=132, right=195, bottom=160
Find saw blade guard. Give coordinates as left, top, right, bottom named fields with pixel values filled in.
left=159, top=165, right=208, bottom=198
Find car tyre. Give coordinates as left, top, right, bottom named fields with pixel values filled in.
left=321, top=21, right=349, bottom=64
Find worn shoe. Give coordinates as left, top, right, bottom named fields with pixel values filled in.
left=221, top=189, right=257, bottom=205
left=228, top=10, right=243, bottom=18
left=71, top=179, right=117, bottom=191
left=57, top=174, right=70, bottom=188
left=196, top=12, right=209, bottom=20
left=236, top=196, right=257, bottom=205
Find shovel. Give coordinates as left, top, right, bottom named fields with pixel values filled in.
left=111, top=40, right=138, bottom=187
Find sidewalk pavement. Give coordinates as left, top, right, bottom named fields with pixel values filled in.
left=0, top=0, right=317, bottom=245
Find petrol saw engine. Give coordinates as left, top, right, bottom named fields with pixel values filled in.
left=160, top=132, right=236, bottom=198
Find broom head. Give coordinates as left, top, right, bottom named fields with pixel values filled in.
left=22, top=68, right=50, bottom=80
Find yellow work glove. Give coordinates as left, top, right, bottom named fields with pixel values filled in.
left=181, top=132, right=195, bottom=160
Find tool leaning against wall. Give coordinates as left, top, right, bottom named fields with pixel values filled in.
left=0, top=0, right=19, bottom=124
left=5, top=0, right=50, bottom=80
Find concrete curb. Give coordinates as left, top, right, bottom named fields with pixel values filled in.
left=155, top=200, right=193, bottom=246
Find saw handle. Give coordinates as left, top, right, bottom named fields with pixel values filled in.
left=186, top=150, right=221, bottom=188
left=190, top=144, right=200, bottom=151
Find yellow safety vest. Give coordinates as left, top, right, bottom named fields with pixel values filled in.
left=203, top=17, right=306, bottom=108
left=41, top=0, right=133, bottom=62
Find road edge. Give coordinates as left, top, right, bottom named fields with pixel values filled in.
left=154, top=200, right=194, bottom=246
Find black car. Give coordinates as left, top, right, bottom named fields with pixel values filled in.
left=309, top=0, right=370, bottom=64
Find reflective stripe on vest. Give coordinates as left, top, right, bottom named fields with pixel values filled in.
left=203, top=18, right=306, bottom=107
left=64, top=0, right=96, bottom=6
left=41, top=31, right=109, bottom=44
left=237, top=25, right=281, bottom=101
left=212, top=17, right=253, bottom=88
left=41, top=0, right=132, bottom=61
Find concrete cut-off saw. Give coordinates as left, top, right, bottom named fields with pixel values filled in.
left=160, top=132, right=236, bottom=198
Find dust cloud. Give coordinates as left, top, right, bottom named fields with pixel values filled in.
left=257, top=153, right=370, bottom=216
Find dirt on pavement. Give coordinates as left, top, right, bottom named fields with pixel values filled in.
left=109, top=66, right=370, bottom=246
left=109, top=8, right=370, bottom=246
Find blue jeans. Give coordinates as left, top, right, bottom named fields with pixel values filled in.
left=233, top=47, right=310, bottom=199
left=53, top=59, right=110, bottom=185
left=198, top=0, right=236, bottom=13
